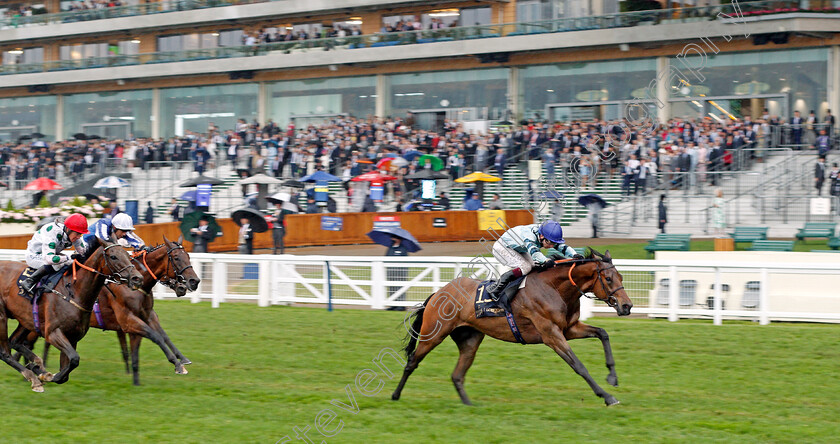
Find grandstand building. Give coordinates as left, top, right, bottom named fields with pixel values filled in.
left=0, top=0, right=837, bottom=141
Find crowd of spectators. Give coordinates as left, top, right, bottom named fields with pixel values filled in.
left=2, top=110, right=836, bottom=210
left=64, top=1, right=124, bottom=12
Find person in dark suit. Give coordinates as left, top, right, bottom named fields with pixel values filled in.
left=437, top=192, right=450, bottom=210
left=385, top=235, right=410, bottom=311
left=190, top=216, right=213, bottom=253
left=169, top=198, right=182, bottom=221
left=658, top=194, right=668, bottom=233
left=144, top=201, right=155, bottom=224
left=815, top=156, right=827, bottom=196
left=494, top=148, right=506, bottom=178
left=790, top=111, right=804, bottom=147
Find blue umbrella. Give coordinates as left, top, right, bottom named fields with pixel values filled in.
left=367, top=227, right=422, bottom=253
left=31, top=141, right=48, bottom=148
left=578, top=194, right=607, bottom=208
left=540, top=190, right=565, bottom=200
left=93, top=176, right=130, bottom=189
left=179, top=190, right=198, bottom=201
left=402, top=151, right=421, bottom=162
left=300, top=171, right=342, bottom=183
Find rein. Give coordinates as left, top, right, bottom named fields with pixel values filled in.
left=549, top=258, right=624, bottom=309
left=131, top=244, right=193, bottom=291
left=54, top=244, right=134, bottom=313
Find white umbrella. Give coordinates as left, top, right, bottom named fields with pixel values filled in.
left=93, top=176, right=130, bottom=189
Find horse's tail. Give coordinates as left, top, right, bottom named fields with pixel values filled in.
left=402, top=293, right=434, bottom=360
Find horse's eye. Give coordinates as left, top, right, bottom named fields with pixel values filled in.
left=606, top=277, right=613, bottom=283
left=110, top=255, right=117, bottom=260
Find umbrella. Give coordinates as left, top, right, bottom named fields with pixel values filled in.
left=31, top=141, right=48, bottom=149
left=300, top=171, right=342, bottom=183
left=540, top=190, right=565, bottom=200
left=232, top=208, right=269, bottom=233
left=31, top=132, right=45, bottom=139
left=405, top=169, right=449, bottom=180
left=418, top=154, right=444, bottom=171
left=267, top=191, right=290, bottom=205
left=82, top=193, right=108, bottom=202
left=282, top=179, right=305, bottom=188
left=24, top=177, right=63, bottom=191
left=578, top=194, right=608, bottom=208
left=93, top=176, right=130, bottom=189
left=375, top=158, right=393, bottom=169
left=454, top=172, right=502, bottom=183
left=180, top=211, right=223, bottom=242
left=86, top=135, right=102, bottom=140
left=402, top=151, right=421, bottom=162
left=351, top=172, right=398, bottom=182
left=72, top=133, right=87, bottom=141
left=180, top=174, right=225, bottom=187
left=35, top=216, right=59, bottom=230
left=17, top=135, right=32, bottom=143
left=367, top=227, right=422, bottom=253
left=179, top=190, right=198, bottom=202
left=238, top=173, right=283, bottom=185
left=0, top=181, right=7, bottom=188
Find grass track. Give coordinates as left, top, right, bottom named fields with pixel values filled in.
left=1, top=301, right=838, bottom=443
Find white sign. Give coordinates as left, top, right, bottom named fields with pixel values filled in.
left=528, top=160, right=543, bottom=181
left=810, top=198, right=831, bottom=216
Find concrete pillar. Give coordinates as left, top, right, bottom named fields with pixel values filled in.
left=828, top=45, right=840, bottom=120
left=656, top=56, right=671, bottom=124
left=360, top=12, right=380, bottom=35
left=508, top=66, right=522, bottom=122
left=375, top=74, right=391, bottom=119
left=258, top=81, right=267, bottom=125
left=44, top=0, right=60, bottom=13
left=151, top=88, right=160, bottom=139
left=55, top=94, right=64, bottom=141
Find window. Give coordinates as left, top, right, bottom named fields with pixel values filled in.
left=219, top=30, right=243, bottom=47
left=3, top=47, right=44, bottom=65
left=459, top=7, right=492, bottom=26
left=59, top=43, right=107, bottom=60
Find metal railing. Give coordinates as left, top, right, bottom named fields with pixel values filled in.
left=0, top=0, right=275, bottom=29
left=3, top=249, right=837, bottom=324
left=1, top=1, right=832, bottom=76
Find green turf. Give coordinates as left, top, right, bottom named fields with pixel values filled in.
left=580, top=240, right=835, bottom=260
left=1, top=301, right=838, bottom=443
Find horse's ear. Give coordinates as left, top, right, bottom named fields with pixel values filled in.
left=97, top=237, right=108, bottom=247
left=109, top=232, right=117, bottom=244
left=163, top=234, right=171, bottom=244
left=176, top=235, right=184, bottom=245
left=605, top=249, right=611, bottom=259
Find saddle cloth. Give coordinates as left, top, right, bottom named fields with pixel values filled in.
left=17, top=266, right=69, bottom=302
left=475, top=275, right=527, bottom=319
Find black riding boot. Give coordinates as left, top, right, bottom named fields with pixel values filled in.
left=487, top=270, right=518, bottom=301
left=22, top=265, right=53, bottom=294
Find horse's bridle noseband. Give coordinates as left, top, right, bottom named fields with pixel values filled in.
left=162, top=243, right=194, bottom=289
left=563, top=259, right=624, bottom=308
left=101, top=243, right=136, bottom=285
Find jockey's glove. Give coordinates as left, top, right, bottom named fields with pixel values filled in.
left=572, top=254, right=585, bottom=260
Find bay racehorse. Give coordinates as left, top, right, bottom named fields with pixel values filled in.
left=391, top=249, right=632, bottom=406
left=14, top=235, right=200, bottom=385
left=0, top=237, right=143, bottom=392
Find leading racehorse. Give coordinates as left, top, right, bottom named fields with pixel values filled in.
left=392, top=248, right=632, bottom=406
left=0, top=237, right=143, bottom=392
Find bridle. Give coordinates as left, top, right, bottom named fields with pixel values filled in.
left=74, top=243, right=136, bottom=286
left=562, top=258, right=624, bottom=309
left=135, top=243, right=193, bottom=290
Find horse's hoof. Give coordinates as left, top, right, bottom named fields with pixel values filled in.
left=31, top=385, right=44, bottom=393
left=175, top=367, right=188, bottom=375
left=607, top=375, right=619, bottom=387
left=38, top=372, right=53, bottom=382
left=180, top=358, right=192, bottom=365
left=391, top=393, right=400, bottom=401
left=605, top=396, right=620, bottom=406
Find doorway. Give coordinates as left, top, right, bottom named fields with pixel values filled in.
left=669, top=94, right=788, bottom=121
left=81, top=122, right=132, bottom=140
left=0, top=125, right=38, bottom=142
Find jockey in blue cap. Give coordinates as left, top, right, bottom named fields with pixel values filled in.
left=486, top=220, right=582, bottom=300
left=79, top=213, right=146, bottom=257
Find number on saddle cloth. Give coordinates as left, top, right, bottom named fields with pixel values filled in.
left=17, top=265, right=71, bottom=302
left=474, top=275, right=527, bottom=319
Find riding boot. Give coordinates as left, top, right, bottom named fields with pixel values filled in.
left=22, top=265, right=53, bottom=295
left=487, top=270, right=517, bottom=301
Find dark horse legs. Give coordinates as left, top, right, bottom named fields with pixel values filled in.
left=148, top=310, right=191, bottom=365
left=0, top=311, right=43, bottom=392
left=532, top=316, right=619, bottom=406
left=566, top=321, right=619, bottom=387
left=449, top=327, right=485, bottom=406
